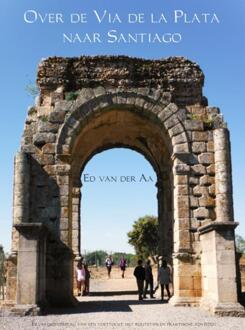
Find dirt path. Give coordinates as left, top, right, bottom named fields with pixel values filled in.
left=0, top=268, right=244, bottom=330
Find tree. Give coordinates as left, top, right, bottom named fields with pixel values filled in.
left=127, top=215, right=159, bottom=260
left=85, top=250, right=107, bottom=266
left=236, top=235, right=245, bottom=254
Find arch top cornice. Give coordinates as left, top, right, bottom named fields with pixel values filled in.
left=37, top=55, right=204, bottom=105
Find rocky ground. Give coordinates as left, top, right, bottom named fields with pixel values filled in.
left=0, top=267, right=244, bottom=330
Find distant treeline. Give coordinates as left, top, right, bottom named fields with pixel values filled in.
left=83, top=250, right=137, bottom=267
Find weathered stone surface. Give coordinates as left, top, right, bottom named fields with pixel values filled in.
left=199, top=195, right=215, bottom=207
left=8, top=55, right=240, bottom=317
left=193, top=207, right=210, bottom=219
left=192, top=131, right=209, bottom=142
left=49, top=111, right=67, bottom=123
left=168, top=123, right=184, bottom=137
left=198, top=152, right=214, bottom=164
left=185, top=120, right=204, bottom=131
left=193, top=186, right=209, bottom=197
left=33, top=133, right=56, bottom=147
left=37, top=56, right=204, bottom=105
left=200, top=175, right=215, bottom=186
left=192, top=142, right=206, bottom=153
left=42, top=143, right=56, bottom=154
left=191, top=164, right=206, bottom=176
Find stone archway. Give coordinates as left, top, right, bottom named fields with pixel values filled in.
left=5, top=56, right=244, bottom=316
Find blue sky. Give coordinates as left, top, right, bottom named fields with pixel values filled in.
left=0, top=0, right=244, bottom=253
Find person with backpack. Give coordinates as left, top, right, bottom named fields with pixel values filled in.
left=118, top=255, right=127, bottom=278
left=133, top=259, right=145, bottom=300
left=105, top=255, right=113, bottom=278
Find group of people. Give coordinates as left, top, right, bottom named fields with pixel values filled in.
left=76, top=260, right=91, bottom=296
left=76, top=255, right=171, bottom=301
left=105, top=255, right=127, bottom=278
left=133, top=259, right=171, bottom=301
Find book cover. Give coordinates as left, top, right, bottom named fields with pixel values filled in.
left=0, top=0, right=245, bottom=329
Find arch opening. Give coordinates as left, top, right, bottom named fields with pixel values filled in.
left=67, top=108, right=174, bottom=268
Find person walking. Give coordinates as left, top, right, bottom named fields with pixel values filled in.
left=84, top=264, right=91, bottom=296
left=118, top=255, right=127, bottom=278
left=76, top=260, right=85, bottom=296
left=105, top=255, right=113, bottom=278
left=133, top=259, right=145, bottom=300
left=158, top=260, right=171, bottom=301
left=144, top=259, right=155, bottom=298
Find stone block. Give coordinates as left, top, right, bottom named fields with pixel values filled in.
left=214, top=150, right=227, bottom=163
left=42, top=143, right=56, bottom=154
left=200, top=175, right=215, bottom=186
left=174, top=175, right=188, bottom=185
left=188, top=176, right=199, bottom=186
left=174, top=164, right=190, bottom=174
left=192, top=131, right=209, bottom=142
left=172, top=132, right=188, bottom=145
left=49, top=111, right=66, bottom=123
left=38, top=121, right=59, bottom=133
left=61, top=207, right=69, bottom=218
left=193, top=186, right=208, bottom=196
left=191, top=164, right=206, bottom=176
left=190, top=196, right=199, bottom=208
left=33, top=133, right=56, bottom=147
left=193, top=207, right=209, bottom=219
left=168, top=123, right=184, bottom=137
left=207, top=164, right=215, bottom=175
left=185, top=120, right=204, bottom=131
left=209, top=184, right=216, bottom=196
left=207, top=141, right=214, bottom=152
left=54, top=100, right=70, bottom=112
left=199, top=196, right=215, bottom=207
left=192, top=142, right=206, bottom=154
left=174, top=185, right=189, bottom=196
left=164, top=115, right=179, bottom=129
left=198, top=152, right=214, bottom=165
left=60, top=218, right=69, bottom=230
left=59, top=185, right=69, bottom=196
left=57, top=175, right=69, bottom=185
left=60, top=230, right=69, bottom=244
left=173, top=143, right=189, bottom=153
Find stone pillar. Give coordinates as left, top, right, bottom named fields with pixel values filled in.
left=13, top=152, right=30, bottom=225
left=72, top=181, right=82, bottom=260
left=15, top=223, right=48, bottom=312
left=199, top=222, right=244, bottom=316
left=11, top=152, right=30, bottom=254
left=213, top=128, right=233, bottom=222
left=5, top=152, right=30, bottom=304
left=157, top=179, right=165, bottom=258
left=170, top=157, right=201, bottom=306
left=157, top=173, right=173, bottom=262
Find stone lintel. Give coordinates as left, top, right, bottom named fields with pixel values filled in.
left=198, top=221, right=239, bottom=235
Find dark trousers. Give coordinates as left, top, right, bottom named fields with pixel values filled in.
left=136, top=279, right=144, bottom=299
left=144, top=278, right=154, bottom=297
left=160, top=284, right=170, bottom=299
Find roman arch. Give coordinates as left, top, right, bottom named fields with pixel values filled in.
left=4, top=56, right=244, bottom=316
